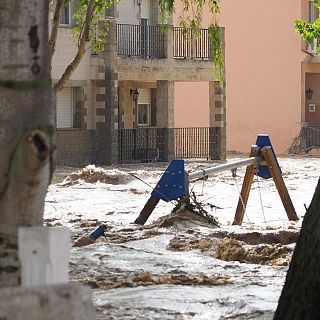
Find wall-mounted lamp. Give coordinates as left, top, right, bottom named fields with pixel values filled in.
left=306, top=88, right=313, bottom=100
left=130, top=88, right=140, bottom=102
left=137, top=0, right=141, bottom=5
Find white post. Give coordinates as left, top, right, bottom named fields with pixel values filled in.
left=18, top=227, right=70, bottom=287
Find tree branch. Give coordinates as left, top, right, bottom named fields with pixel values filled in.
left=49, top=0, right=65, bottom=57
left=54, top=0, right=96, bottom=92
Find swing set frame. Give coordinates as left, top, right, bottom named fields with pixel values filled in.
left=134, top=134, right=299, bottom=225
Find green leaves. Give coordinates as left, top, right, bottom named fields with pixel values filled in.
left=159, top=0, right=224, bottom=80
left=72, top=0, right=113, bottom=53
left=295, top=1, right=320, bottom=53
left=314, top=0, right=320, bottom=9
left=295, top=19, right=320, bottom=45
left=208, top=23, right=224, bottom=81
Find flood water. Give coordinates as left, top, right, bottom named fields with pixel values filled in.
left=45, top=155, right=320, bottom=319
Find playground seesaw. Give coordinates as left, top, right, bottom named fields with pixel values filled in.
left=134, top=134, right=299, bottom=226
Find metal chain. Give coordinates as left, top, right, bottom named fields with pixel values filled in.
left=128, top=172, right=178, bottom=206
left=256, top=174, right=267, bottom=225
left=200, top=175, right=205, bottom=197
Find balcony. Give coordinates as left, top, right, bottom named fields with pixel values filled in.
left=117, top=24, right=166, bottom=59
left=173, top=27, right=212, bottom=60
left=116, top=24, right=213, bottom=61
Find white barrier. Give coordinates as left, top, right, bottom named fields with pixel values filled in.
left=18, top=227, right=70, bottom=287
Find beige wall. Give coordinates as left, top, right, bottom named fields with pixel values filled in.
left=117, top=0, right=139, bottom=24
left=123, top=91, right=135, bottom=129
left=174, top=0, right=304, bottom=153
left=51, top=27, right=92, bottom=81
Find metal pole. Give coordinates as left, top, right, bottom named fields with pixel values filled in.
left=188, top=156, right=261, bottom=180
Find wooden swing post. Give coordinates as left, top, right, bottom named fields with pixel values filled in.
left=261, top=146, right=299, bottom=221
left=232, top=145, right=260, bottom=225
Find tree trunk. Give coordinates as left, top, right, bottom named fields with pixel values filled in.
left=53, top=0, right=96, bottom=92
left=274, top=178, right=320, bottom=319
left=0, top=0, right=54, bottom=286
left=49, top=0, right=65, bottom=57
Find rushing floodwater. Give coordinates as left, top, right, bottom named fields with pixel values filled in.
left=45, top=156, right=320, bottom=319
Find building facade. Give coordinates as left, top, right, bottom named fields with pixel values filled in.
left=300, top=0, right=320, bottom=150
left=176, top=0, right=318, bottom=154
left=51, top=0, right=226, bottom=166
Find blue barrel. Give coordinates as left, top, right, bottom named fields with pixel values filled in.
left=89, top=225, right=107, bottom=241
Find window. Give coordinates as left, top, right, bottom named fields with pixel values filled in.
left=56, top=87, right=74, bottom=128
left=136, top=88, right=151, bottom=126
left=60, top=1, right=72, bottom=26
left=309, top=1, right=319, bottom=23
left=137, top=104, right=150, bottom=126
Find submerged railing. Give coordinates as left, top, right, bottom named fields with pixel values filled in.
left=301, top=123, right=320, bottom=148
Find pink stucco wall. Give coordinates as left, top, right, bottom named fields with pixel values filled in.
left=174, top=82, right=209, bottom=127
left=174, top=0, right=304, bottom=153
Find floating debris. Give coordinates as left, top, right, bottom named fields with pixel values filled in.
left=59, top=165, right=132, bottom=186
left=215, top=237, right=293, bottom=266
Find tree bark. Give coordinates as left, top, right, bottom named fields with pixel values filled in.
left=53, top=0, right=96, bottom=92
left=0, top=0, right=54, bottom=286
left=274, top=178, right=320, bottom=319
left=49, top=0, right=65, bottom=57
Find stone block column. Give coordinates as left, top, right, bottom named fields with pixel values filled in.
left=95, top=18, right=119, bottom=165
left=209, top=81, right=226, bottom=160
left=165, top=26, right=174, bottom=60
left=156, top=80, right=175, bottom=161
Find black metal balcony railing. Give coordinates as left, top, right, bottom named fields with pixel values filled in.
left=173, top=27, right=212, bottom=60
left=116, top=24, right=213, bottom=60
left=117, top=24, right=166, bottom=59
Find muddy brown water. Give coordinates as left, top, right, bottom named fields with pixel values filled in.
left=46, top=158, right=319, bottom=319
left=65, top=213, right=297, bottom=319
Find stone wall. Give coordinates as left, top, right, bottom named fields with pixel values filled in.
left=55, top=130, right=97, bottom=167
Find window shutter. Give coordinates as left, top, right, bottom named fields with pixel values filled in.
left=57, top=87, right=73, bottom=128
left=138, top=88, right=151, bottom=104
